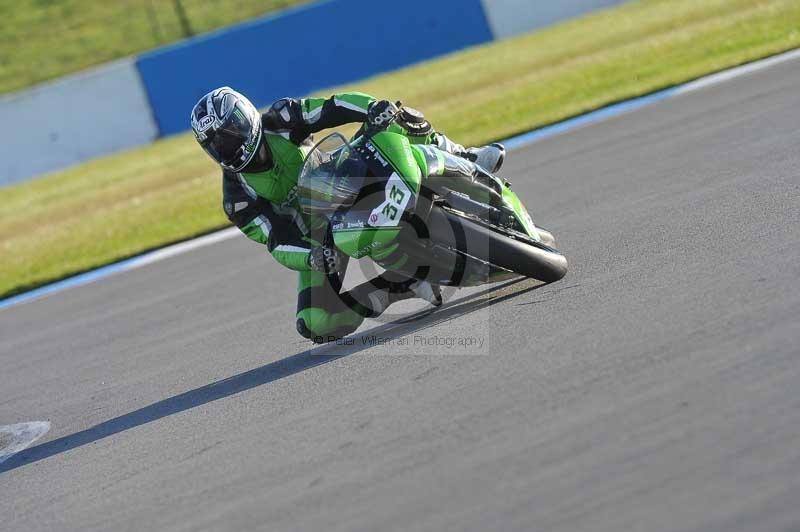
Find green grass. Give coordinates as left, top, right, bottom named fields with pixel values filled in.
left=2, top=0, right=800, bottom=299
left=0, top=0, right=311, bottom=94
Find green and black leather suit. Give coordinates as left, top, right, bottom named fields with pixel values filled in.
left=222, top=92, right=471, bottom=342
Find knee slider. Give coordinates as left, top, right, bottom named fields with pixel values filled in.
left=296, top=316, right=357, bottom=344
left=296, top=318, right=324, bottom=343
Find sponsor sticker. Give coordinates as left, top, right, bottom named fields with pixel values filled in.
left=365, top=142, right=389, bottom=167
left=356, top=240, right=384, bottom=258
left=197, top=114, right=214, bottom=131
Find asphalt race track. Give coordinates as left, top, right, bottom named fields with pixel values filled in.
left=2, top=57, right=800, bottom=532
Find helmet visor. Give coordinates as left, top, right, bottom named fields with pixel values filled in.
left=201, top=102, right=258, bottom=170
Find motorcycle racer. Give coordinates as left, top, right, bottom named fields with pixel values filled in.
left=190, top=87, right=505, bottom=343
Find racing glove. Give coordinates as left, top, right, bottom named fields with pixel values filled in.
left=308, top=245, right=342, bottom=273
left=366, top=100, right=400, bottom=131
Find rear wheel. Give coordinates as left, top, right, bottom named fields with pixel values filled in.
left=428, top=206, right=568, bottom=283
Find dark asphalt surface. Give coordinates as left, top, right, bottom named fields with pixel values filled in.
left=2, top=57, right=800, bottom=532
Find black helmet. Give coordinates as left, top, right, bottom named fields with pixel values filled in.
left=191, top=87, right=262, bottom=172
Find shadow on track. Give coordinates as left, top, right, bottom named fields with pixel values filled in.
left=1, top=278, right=545, bottom=474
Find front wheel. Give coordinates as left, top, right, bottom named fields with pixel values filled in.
left=428, top=206, right=568, bottom=283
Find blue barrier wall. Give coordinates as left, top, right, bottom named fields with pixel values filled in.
left=136, top=0, right=493, bottom=136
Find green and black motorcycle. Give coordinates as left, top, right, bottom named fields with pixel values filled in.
left=297, top=107, right=568, bottom=288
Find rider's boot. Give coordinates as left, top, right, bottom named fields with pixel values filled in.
left=351, top=278, right=442, bottom=318
left=408, top=280, right=443, bottom=307
left=434, top=133, right=506, bottom=173
left=464, top=144, right=506, bottom=174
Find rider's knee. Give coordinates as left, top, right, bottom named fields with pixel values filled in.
left=296, top=313, right=360, bottom=344
left=296, top=313, right=340, bottom=344
left=296, top=318, right=324, bottom=344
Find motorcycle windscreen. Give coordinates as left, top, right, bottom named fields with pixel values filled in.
left=298, top=141, right=367, bottom=215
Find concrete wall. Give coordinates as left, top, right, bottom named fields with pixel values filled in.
left=480, top=0, right=625, bottom=39
left=0, top=59, right=157, bottom=186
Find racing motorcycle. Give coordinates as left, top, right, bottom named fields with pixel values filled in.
left=297, top=105, right=567, bottom=288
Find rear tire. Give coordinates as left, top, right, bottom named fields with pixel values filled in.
left=428, top=207, right=568, bottom=283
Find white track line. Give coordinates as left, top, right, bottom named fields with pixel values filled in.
left=0, top=421, right=51, bottom=465
left=675, top=48, right=800, bottom=95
